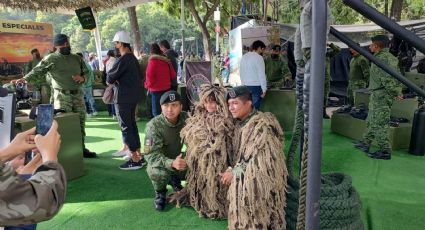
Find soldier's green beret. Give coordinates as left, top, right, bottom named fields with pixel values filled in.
left=226, top=86, right=251, bottom=100
left=53, top=34, right=69, bottom=46
left=371, top=34, right=390, bottom=43
left=160, top=90, right=181, bottom=105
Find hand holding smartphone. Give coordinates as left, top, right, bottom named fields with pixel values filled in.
left=36, top=104, right=54, bottom=136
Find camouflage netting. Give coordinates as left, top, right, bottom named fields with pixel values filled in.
left=228, top=111, right=288, bottom=230
left=1, top=0, right=131, bottom=11
left=176, top=84, right=234, bottom=219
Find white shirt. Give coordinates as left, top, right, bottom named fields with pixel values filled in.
left=239, top=51, right=267, bottom=93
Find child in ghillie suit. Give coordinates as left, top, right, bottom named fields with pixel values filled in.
left=179, top=84, right=234, bottom=219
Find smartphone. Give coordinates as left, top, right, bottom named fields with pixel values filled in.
left=36, top=104, right=54, bottom=136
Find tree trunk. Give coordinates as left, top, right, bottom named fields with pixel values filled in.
left=384, top=0, right=389, bottom=16
left=127, top=6, right=141, bottom=56
left=390, top=0, right=403, bottom=21
left=187, top=0, right=214, bottom=61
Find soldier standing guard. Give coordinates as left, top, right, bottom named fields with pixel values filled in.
left=264, top=45, right=291, bottom=89
left=347, top=47, right=370, bottom=106
left=144, top=91, right=188, bottom=211
left=20, top=34, right=96, bottom=158
left=354, top=35, right=403, bottom=160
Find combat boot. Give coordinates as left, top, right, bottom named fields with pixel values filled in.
left=368, top=150, right=391, bottom=160
left=154, top=190, right=167, bottom=211
left=353, top=141, right=370, bottom=153
left=168, top=175, right=183, bottom=192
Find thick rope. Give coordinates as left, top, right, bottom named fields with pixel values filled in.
left=295, top=134, right=309, bottom=230
left=286, top=70, right=305, bottom=177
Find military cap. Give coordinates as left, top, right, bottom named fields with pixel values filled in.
left=226, top=86, right=251, bottom=100
left=53, top=34, right=69, bottom=46
left=371, top=34, right=390, bottom=44
left=160, top=90, right=181, bottom=105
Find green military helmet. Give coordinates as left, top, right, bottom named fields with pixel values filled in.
left=2, top=83, right=16, bottom=93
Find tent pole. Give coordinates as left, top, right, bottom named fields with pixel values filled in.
left=93, top=10, right=103, bottom=70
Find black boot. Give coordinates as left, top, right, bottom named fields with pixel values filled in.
left=83, top=148, right=97, bottom=158
left=353, top=141, right=370, bottom=153
left=368, top=150, right=391, bottom=160
left=154, top=190, right=167, bottom=211
left=168, top=175, right=183, bottom=192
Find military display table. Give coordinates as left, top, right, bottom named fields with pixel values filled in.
left=14, top=113, right=85, bottom=180
left=260, top=89, right=296, bottom=132
left=331, top=92, right=418, bottom=150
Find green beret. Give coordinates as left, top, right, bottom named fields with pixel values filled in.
left=226, top=86, right=251, bottom=100
left=371, top=34, right=390, bottom=44
left=160, top=90, right=181, bottom=105
left=53, top=34, right=69, bottom=46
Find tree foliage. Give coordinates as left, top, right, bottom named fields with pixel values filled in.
left=278, top=0, right=425, bottom=24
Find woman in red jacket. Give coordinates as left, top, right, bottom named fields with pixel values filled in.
left=145, top=43, right=176, bottom=117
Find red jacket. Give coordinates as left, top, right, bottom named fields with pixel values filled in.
left=145, top=54, right=176, bottom=92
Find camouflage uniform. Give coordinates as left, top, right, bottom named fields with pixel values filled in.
left=144, top=112, right=188, bottom=192
left=0, top=162, right=66, bottom=226
left=264, top=55, right=290, bottom=88
left=362, top=48, right=401, bottom=151
left=347, top=54, right=370, bottom=105
left=24, top=52, right=89, bottom=148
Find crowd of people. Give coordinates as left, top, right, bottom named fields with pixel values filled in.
left=0, top=2, right=411, bottom=225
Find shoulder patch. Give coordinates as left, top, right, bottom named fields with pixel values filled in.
left=144, top=137, right=153, bottom=154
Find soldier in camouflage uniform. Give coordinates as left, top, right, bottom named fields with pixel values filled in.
left=347, top=47, right=370, bottom=106
left=354, top=35, right=402, bottom=160
left=24, top=49, right=42, bottom=76
left=264, top=45, right=290, bottom=89
left=20, top=34, right=96, bottom=158
left=0, top=121, right=66, bottom=226
left=144, top=91, right=188, bottom=211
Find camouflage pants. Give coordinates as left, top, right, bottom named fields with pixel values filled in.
left=347, top=80, right=367, bottom=106
left=53, top=89, right=86, bottom=148
left=146, top=165, right=186, bottom=192
left=362, top=92, right=393, bottom=151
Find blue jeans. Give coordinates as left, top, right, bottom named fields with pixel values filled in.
left=151, top=90, right=167, bottom=117
left=115, top=103, right=141, bottom=152
left=83, top=87, right=97, bottom=114
left=246, top=86, right=263, bottom=110
left=107, top=104, right=116, bottom=116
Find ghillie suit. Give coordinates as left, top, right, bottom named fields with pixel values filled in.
left=228, top=111, right=288, bottom=230
left=180, top=84, right=234, bottom=219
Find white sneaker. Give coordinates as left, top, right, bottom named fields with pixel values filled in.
left=86, top=113, right=92, bottom=118
left=112, top=149, right=130, bottom=157
left=92, top=111, right=98, bottom=116
left=112, top=115, right=117, bottom=120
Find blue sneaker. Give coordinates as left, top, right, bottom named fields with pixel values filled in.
left=119, top=159, right=145, bottom=170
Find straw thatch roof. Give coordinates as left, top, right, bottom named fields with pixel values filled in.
left=1, top=0, right=135, bottom=12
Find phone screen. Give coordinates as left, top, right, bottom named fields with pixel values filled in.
left=36, top=104, right=54, bottom=136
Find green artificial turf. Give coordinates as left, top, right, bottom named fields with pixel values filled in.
left=38, top=113, right=425, bottom=230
